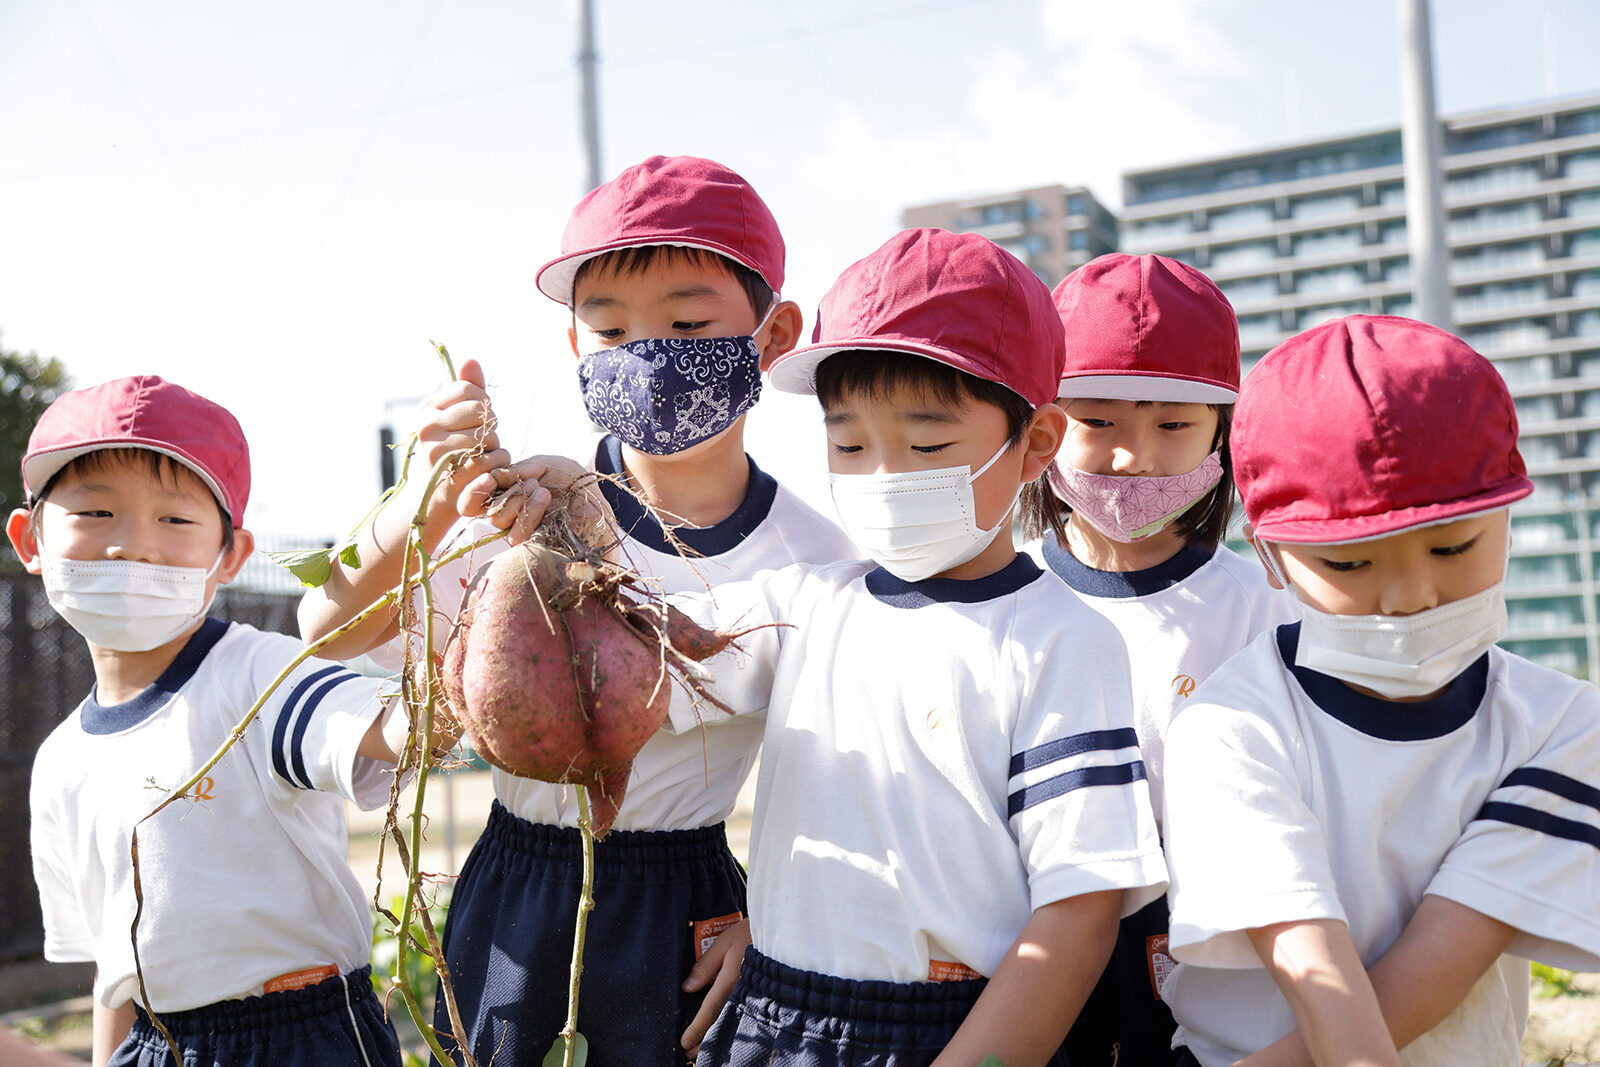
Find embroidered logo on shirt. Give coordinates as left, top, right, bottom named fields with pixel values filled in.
left=1146, top=934, right=1175, bottom=1000
left=1171, top=674, right=1197, bottom=699
left=928, top=959, right=981, bottom=982
left=925, top=706, right=956, bottom=731
left=692, top=912, right=743, bottom=961
left=190, top=776, right=217, bottom=802
left=265, top=964, right=339, bottom=994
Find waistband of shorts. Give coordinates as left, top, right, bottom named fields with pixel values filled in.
left=483, top=799, right=732, bottom=865
left=132, top=965, right=375, bottom=1036
left=735, top=947, right=985, bottom=1026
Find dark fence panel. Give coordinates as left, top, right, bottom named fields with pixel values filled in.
left=0, top=575, right=302, bottom=964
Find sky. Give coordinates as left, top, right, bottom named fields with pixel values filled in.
left=3, top=0, right=1599, bottom=553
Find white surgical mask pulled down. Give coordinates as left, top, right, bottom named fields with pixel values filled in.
left=830, top=442, right=1018, bottom=583
left=42, top=550, right=225, bottom=652
left=1258, top=541, right=1507, bottom=699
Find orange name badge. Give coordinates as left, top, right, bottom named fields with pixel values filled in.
left=692, top=912, right=744, bottom=961
left=927, top=959, right=982, bottom=983
left=1146, top=934, right=1175, bottom=1001
left=264, top=964, right=340, bottom=994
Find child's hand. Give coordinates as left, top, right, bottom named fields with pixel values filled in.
left=416, top=358, right=512, bottom=506
left=460, top=454, right=616, bottom=550
left=679, top=917, right=751, bottom=1058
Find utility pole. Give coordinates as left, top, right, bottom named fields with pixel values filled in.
left=1397, top=0, right=1453, bottom=331
left=578, top=0, right=603, bottom=192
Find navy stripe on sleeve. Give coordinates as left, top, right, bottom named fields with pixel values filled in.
left=1009, top=727, right=1138, bottom=776
left=271, top=665, right=345, bottom=789
left=1476, top=801, right=1600, bottom=852
left=1008, top=761, right=1146, bottom=818
left=1500, top=767, right=1600, bottom=814
left=288, top=671, right=362, bottom=790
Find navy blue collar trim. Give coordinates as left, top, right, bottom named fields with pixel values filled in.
left=866, top=553, right=1043, bottom=609
left=81, top=618, right=230, bottom=735
left=594, top=435, right=778, bottom=558
left=1275, top=622, right=1486, bottom=741
left=1041, top=538, right=1214, bottom=599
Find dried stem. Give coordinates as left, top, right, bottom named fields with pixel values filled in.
left=556, top=789, right=597, bottom=1067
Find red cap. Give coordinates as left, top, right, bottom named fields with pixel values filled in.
left=1235, top=315, right=1531, bottom=544
left=1054, top=253, right=1239, bottom=403
left=769, top=228, right=1063, bottom=407
left=23, top=376, right=251, bottom=527
left=535, top=155, right=785, bottom=305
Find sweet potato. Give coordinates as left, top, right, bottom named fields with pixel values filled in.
left=443, top=537, right=736, bottom=836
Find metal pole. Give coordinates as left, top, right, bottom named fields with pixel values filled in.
left=1397, top=0, right=1454, bottom=331
left=578, top=0, right=603, bottom=192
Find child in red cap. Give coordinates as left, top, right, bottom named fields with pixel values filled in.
left=298, top=155, right=854, bottom=1065
left=658, top=228, right=1168, bottom=1067
left=5, top=376, right=450, bottom=1067
left=1018, top=253, right=1293, bottom=1067
left=1161, top=316, right=1600, bottom=1066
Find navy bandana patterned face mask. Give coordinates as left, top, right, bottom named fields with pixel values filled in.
left=577, top=303, right=776, bottom=455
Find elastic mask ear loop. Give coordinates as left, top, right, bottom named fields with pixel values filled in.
left=1252, top=538, right=1291, bottom=590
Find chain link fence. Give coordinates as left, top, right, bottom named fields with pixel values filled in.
left=0, top=575, right=303, bottom=964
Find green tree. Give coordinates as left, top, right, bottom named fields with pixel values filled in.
left=1, top=338, right=71, bottom=567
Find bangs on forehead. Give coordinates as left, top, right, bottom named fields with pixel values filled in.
left=571, top=244, right=774, bottom=317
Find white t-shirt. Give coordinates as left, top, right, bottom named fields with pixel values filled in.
left=30, top=619, right=396, bottom=1011
left=1031, top=539, right=1293, bottom=827
left=382, top=435, right=855, bottom=831
left=672, top=554, right=1169, bottom=982
left=1162, top=625, right=1600, bottom=1067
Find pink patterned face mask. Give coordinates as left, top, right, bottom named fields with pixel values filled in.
left=1047, top=452, right=1224, bottom=543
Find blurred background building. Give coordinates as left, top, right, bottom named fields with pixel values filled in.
left=906, top=90, right=1600, bottom=679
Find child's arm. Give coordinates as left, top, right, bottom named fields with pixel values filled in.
left=297, top=359, right=542, bottom=658
left=1236, top=895, right=1515, bottom=1066
left=1245, top=918, right=1400, bottom=1067
left=931, top=889, right=1123, bottom=1067
left=91, top=990, right=136, bottom=1067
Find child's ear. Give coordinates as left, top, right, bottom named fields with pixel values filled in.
left=757, top=301, right=804, bottom=373
left=5, top=509, right=42, bottom=575
left=215, top=529, right=256, bottom=586
left=1017, top=402, right=1068, bottom=482
left=567, top=325, right=580, bottom=359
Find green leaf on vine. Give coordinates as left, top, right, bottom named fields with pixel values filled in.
left=541, top=1033, right=588, bottom=1067
left=266, top=548, right=334, bottom=588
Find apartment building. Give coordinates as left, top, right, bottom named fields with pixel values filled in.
left=902, top=184, right=1118, bottom=283
left=904, top=92, right=1600, bottom=678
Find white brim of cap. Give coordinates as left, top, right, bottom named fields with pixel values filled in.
left=769, top=339, right=1020, bottom=399
left=535, top=238, right=774, bottom=306
left=25, top=442, right=233, bottom=524
left=1058, top=374, right=1237, bottom=404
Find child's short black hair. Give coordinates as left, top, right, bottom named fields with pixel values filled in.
left=571, top=245, right=775, bottom=320
left=31, top=448, right=236, bottom=554
left=813, top=349, right=1035, bottom=446
left=1019, top=404, right=1236, bottom=550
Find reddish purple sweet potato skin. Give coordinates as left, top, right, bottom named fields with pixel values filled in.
left=442, top=543, right=682, bottom=833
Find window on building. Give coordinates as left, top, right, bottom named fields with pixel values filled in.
left=1069, top=231, right=1088, bottom=251
left=1210, top=240, right=1277, bottom=272
left=1571, top=270, right=1600, bottom=300
left=1292, top=229, right=1364, bottom=258
left=1566, top=150, right=1600, bottom=180
left=1446, top=122, right=1540, bottom=155
left=1515, top=394, right=1559, bottom=423
left=1238, top=313, right=1281, bottom=345
left=1219, top=276, right=1278, bottom=307
left=1556, top=108, right=1600, bottom=139
left=1382, top=296, right=1415, bottom=317
left=1455, top=280, right=1547, bottom=315
left=1378, top=183, right=1408, bottom=207
left=1125, top=215, right=1194, bottom=250
left=1297, top=302, right=1368, bottom=329
left=1511, top=514, right=1574, bottom=546
left=1383, top=258, right=1412, bottom=284
left=1464, top=319, right=1552, bottom=354
left=1519, top=435, right=1563, bottom=464
left=1295, top=265, right=1365, bottom=294
left=1209, top=203, right=1276, bottom=234
left=1067, top=194, right=1086, bottom=216
left=1448, top=202, right=1542, bottom=236
left=1290, top=192, right=1363, bottom=220
left=1571, top=230, right=1600, bottom=259
left=1445, top=163, right=1542, bottom=199
left=1380, top=220, right=1409, bottom=246
left=1568, top=191, right=1600, bottom=219
left=1508, top=553, right=1579, bottom=587
left=1507, top=596, right=1583, bottom=629
left=1501, top=638, right=1585, bottom=675
left=1453, top=241, right=1544, bottom=275
left=1577, top=310, right=1600, bottom=338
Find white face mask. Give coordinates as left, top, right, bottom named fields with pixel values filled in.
left=42, top=551, right=225, bottom=652
left=1257, top=541, right=1506, bottom=700
left=829, top=442, right=1017, bottom=583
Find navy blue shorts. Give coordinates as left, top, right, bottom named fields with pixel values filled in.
left=694, top=947, right=1071, bottom=1067
left=432, top=801, right=748, bottom=1067
left=108, top=965, right=401, bottom=1067
left=1062, top=894, right=1180, bottom=1066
